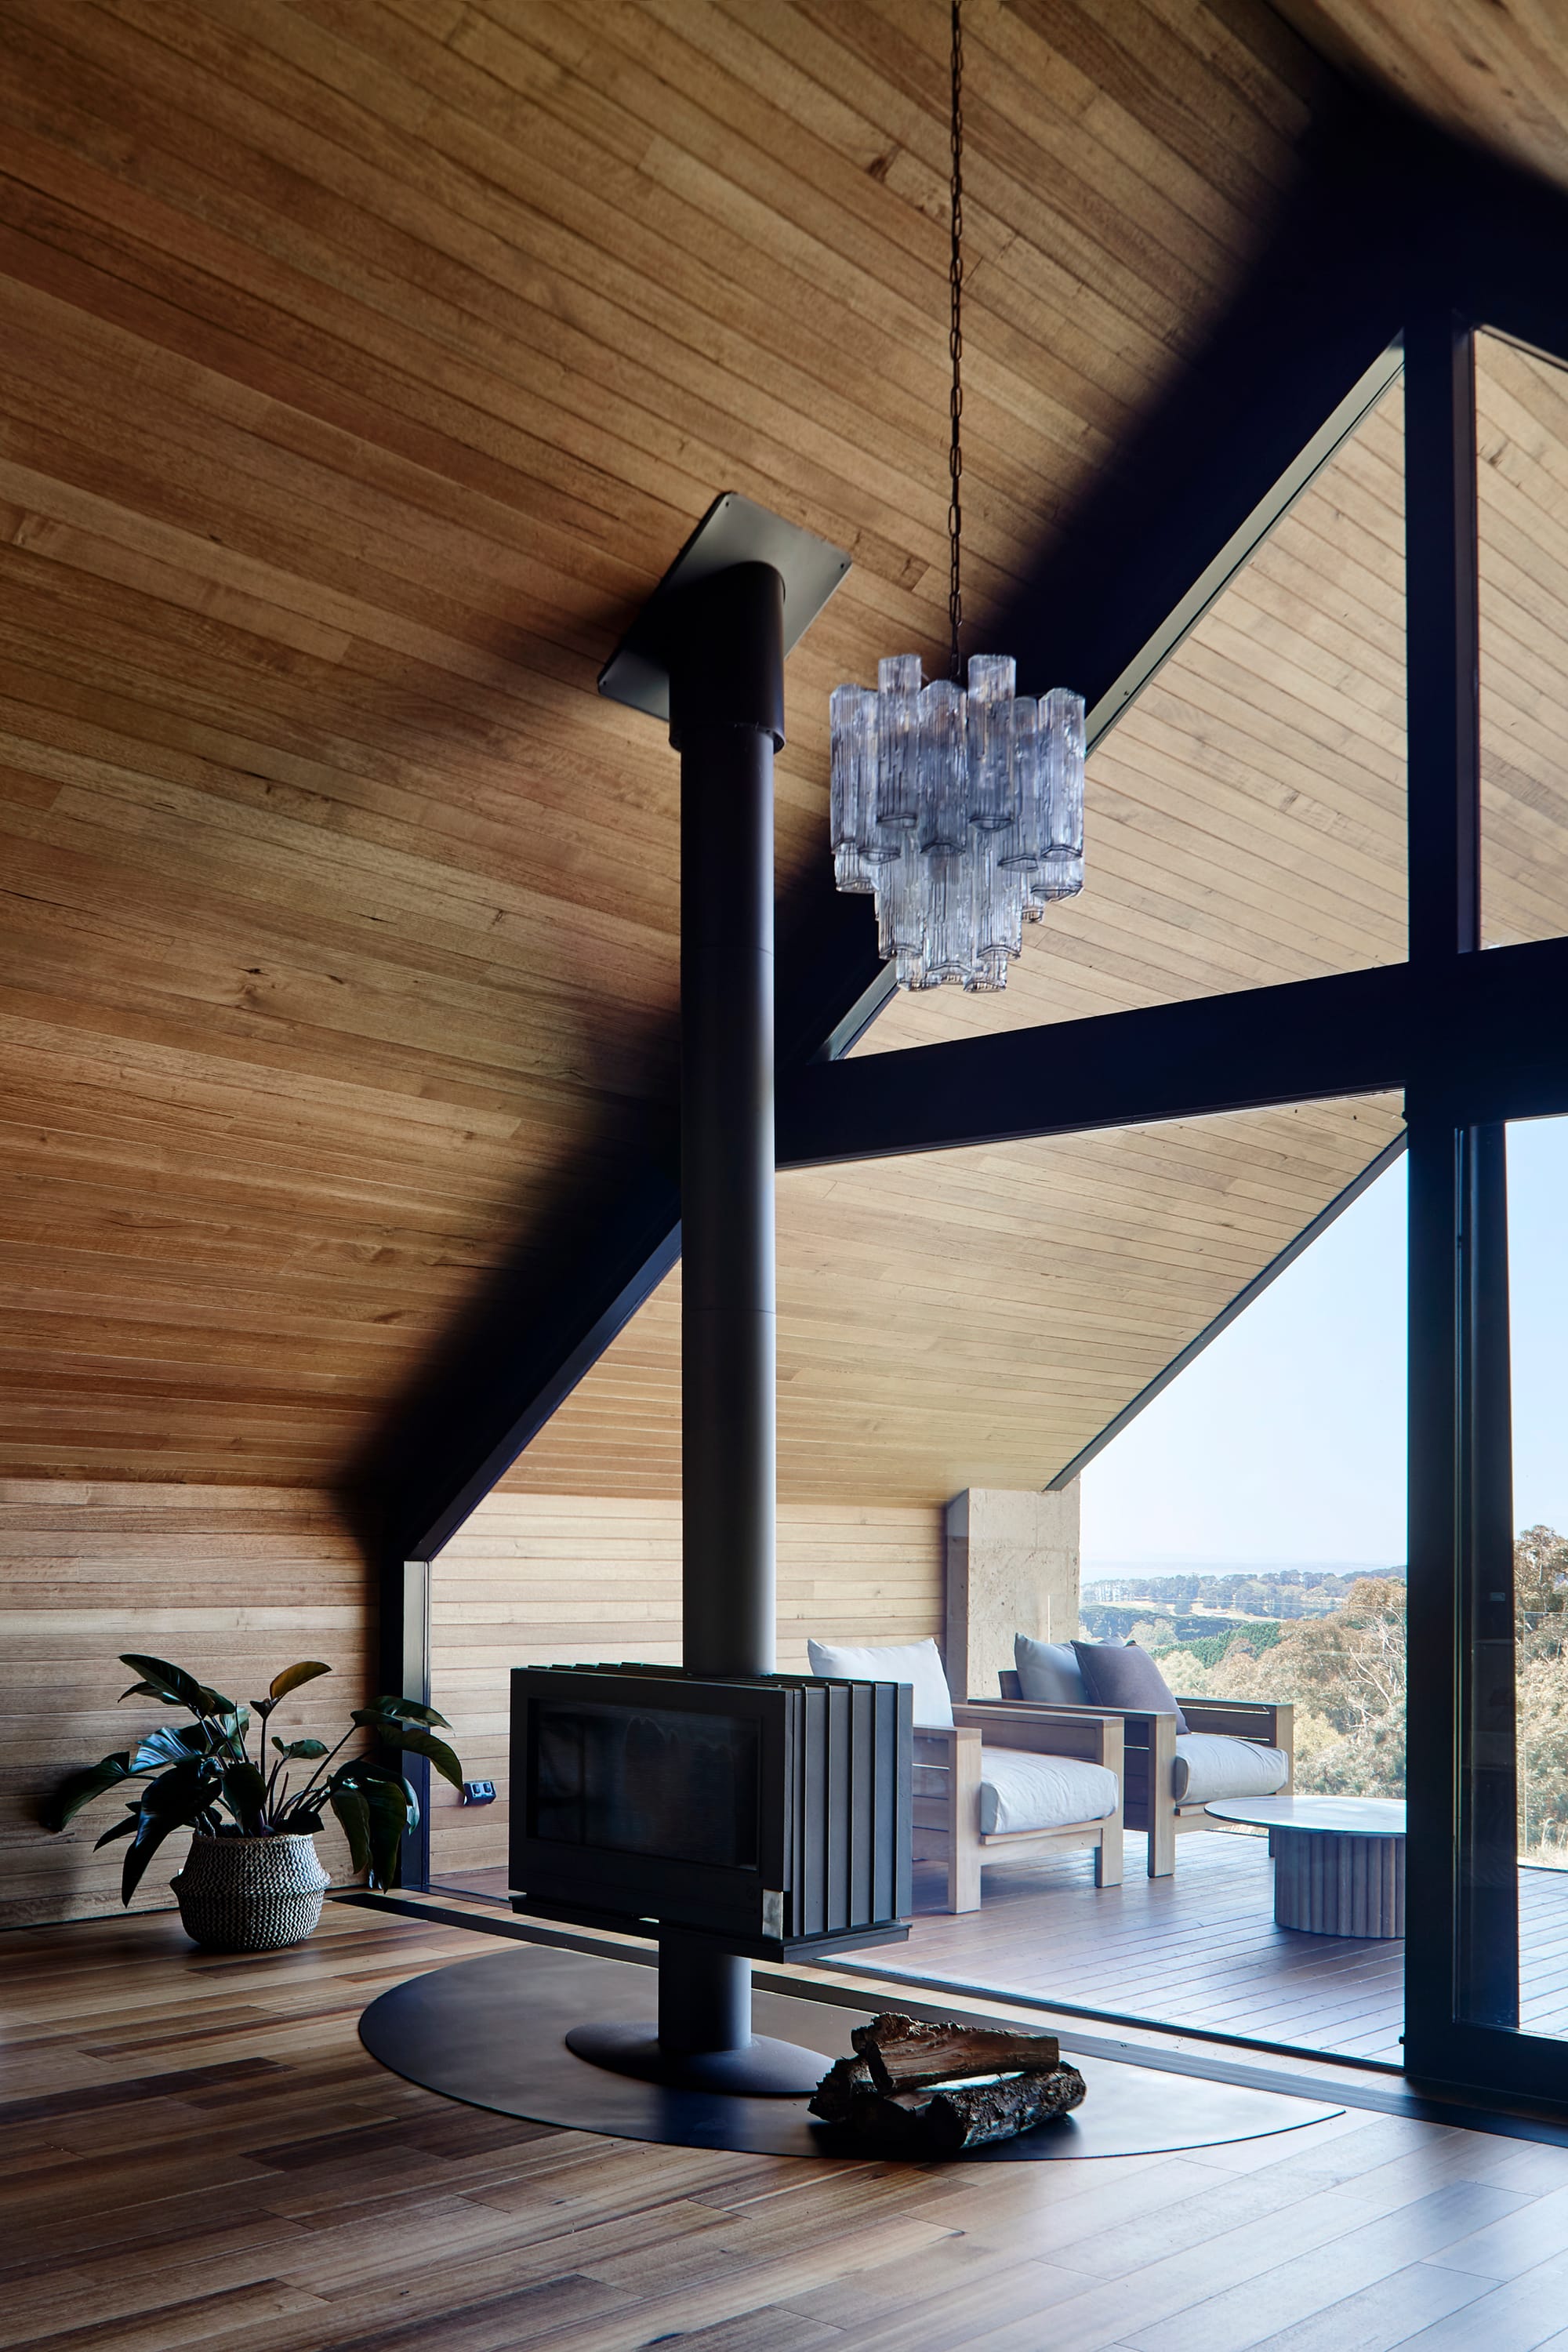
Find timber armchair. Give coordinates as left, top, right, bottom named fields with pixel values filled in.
left=914, top=1704, right=1123, bottom=1913
left=805, top=1635, right=1123, bottom=1915
left=993, top=1634, right=1293, bottom=1878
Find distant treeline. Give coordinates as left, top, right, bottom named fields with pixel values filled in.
left=1080, top=1604, right=1290, bottom=1648
left=1083, top=1567, right=1406, bottom=1624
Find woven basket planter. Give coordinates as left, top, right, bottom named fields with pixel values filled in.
left=172, top=1831, right=330, bottom=1952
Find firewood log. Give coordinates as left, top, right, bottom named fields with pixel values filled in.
left=808, top=2053, right=876, bottom=2125
left=812, top=2063, right=1087, bottom=2155
left=848, top=2012, right=1062, bottom=2094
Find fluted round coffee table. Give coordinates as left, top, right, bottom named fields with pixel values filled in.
left=1205, top=1795, right=1406, bottom=1938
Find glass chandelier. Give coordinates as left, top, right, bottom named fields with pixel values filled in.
left=829, top=0, right=1085, bottom=993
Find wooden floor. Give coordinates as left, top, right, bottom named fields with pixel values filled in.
left=9, top=1905, right=1568, bottom=2352
left=443, top=1835, right=1568, bottom=2064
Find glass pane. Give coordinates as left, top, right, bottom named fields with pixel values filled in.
left=815, top=1094, right=1407, bottom=2064
left=856, top=372, right=1406, bottom=1055
left=1506, top=1114, right=1568, bottom=2039
left=1479, top=332, right=1568, bottom=947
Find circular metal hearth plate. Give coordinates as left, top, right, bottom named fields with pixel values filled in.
left=359, top=1945, right=1342, bottom=2161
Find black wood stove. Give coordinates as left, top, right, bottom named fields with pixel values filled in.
left=510, top=1662, right=911, bottom=1960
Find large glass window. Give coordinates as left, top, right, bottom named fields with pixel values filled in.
left=822, top=1096, right=1406, bottom=2065
left=1506, top=1116, right=1568, bottom=2039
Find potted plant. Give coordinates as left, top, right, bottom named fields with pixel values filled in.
left=40, top=1653, right=463, bottom=1952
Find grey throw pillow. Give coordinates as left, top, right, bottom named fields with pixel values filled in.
left=1013, top=1633, right=1091, bottom=1706
left=1072, top=1639, right=1189, bottom=1733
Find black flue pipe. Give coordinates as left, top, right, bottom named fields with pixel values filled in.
left=664, top=560, right=785, bottom=2056
left=670, top=561, right=785, bottom=1682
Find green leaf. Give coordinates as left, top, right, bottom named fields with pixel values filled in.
left=210, top=1709, right=252, bottom=1768
left=122, top=1762, right=220, bottom=1904
left=272, top=1737, right=328, bottom=1760
left=355, top=1694, right=451, bottom=1730
left=93, top=1813, right=142, bottom=1849
left=361, top=1779, right=414, bottom=1890
left=270, top=1661, right=332, bottom=1702
left=329, top=1760, right=418, bottom=1890
left=369, top=1722, right=464, bottom=1792
left=220, top=1761, right=268, bottom=1837
left=334, top=1752, right=405, bottom=1783
left=40, top=1753, right=134, bottom=1832
left=118, top=1653, right=234, bottom=1718
left=130, top=1723, right=210, bottom=1771
left=328, top=1784, right=371, bottom=1877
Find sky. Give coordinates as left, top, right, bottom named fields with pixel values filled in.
left=1080, top=1112, right=1568, bottom=1574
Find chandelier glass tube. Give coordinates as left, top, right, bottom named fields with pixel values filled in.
left=830, top=662, right=1084, bottom=991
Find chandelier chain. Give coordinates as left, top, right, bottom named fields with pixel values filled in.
left=947, top=0, right=964, bottom=683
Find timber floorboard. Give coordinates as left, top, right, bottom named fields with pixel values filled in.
left=7, top=1904, right=1568, bottom=2350
left=441, top=1834, right=1568, bottom=2063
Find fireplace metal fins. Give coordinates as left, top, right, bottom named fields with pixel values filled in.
left=509, top=1665, right=913, bottom=1962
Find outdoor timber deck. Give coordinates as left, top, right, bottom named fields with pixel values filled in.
left=439, top=1832, right=1568, bottom=2063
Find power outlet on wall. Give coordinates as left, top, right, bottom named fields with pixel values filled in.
left=460, top=1779, right=497, bottom=1806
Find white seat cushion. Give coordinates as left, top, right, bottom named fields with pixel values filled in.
left=978, top=1747, right=1118, bottom=1835
left=806, top=1635, right=953, bottom=1730
left=1173, top=1733, right=1290, bottom=1806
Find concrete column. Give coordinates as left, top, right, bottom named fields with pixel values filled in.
left=945, top=1485, right=1080, bottom=1703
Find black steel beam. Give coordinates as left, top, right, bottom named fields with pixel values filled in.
left=1405, top=309, right=1480, bottom=961
left=777, top=937, right=1568, bottom=1167
left=378, top=1555, right=432, bottom=1889
left=361, top=1167, right=682, bottom=1573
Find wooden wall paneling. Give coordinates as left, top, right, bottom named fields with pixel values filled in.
left=427, top=1488, right=944, bottom=1881
left=0, top=1481, right=370, bottom=1927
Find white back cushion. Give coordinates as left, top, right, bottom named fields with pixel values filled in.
left=806, top=1635, right=953, bottom=1730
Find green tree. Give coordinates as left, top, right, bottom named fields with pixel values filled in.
left=1156, top=1576, right=1406, bottom=1798
left=1515, top=1526, right=1568, bottom=1864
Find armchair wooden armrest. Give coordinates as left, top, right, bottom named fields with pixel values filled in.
left=989, top=1675, right=1294, bottom=1877
left=952, top=1701, right=1124, bottom=1778
left=912, top=1726, right=983, bottom=1911
left=909, top=1711, right=1124, bottom=1911
left=1174, top=1697, right=1294, bottom=1782
left=991, top=1675, right=1156, bottom=1723
left=1174, top=1695, right=1292, bottom=1737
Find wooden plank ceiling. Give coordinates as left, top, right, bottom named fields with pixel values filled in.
left=1276, top=0, right=1568, bottom=197
left=0, top=0, right=1347, bottom=1489
left=1476, top=332, right=1568, bottom=950
left=511, top=1093, right=1408, bottom=1505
